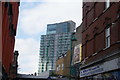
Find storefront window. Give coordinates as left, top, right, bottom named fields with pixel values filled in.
left=82, top=70, right=120, bottom=80
left=92, top=74, right=103, bottom=80
left=102, top=70, right=120, bottom=80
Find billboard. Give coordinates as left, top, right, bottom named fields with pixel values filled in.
left=73, top=44, right=82, bottom=64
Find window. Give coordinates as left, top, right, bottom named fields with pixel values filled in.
left=62, top=64, right=64, bottom=70
left=57, top=65, right=59, bottom=71
left=93, top=3, right=96, bottom=19
left=42, top=66, right=44, bottom=69
left=105, top=0, right=110, bottom=9
left=4, top=2, right=8, bottom=8
left=8, top=3, right=13, bottom=16
left=118, top=6, right=120, bottom=19
left=9, top=24, right=16, bottom=36
left=59, top=65, right=60, bottom=70
left=105, top=27, right=110, bottom=48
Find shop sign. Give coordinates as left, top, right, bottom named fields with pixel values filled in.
left=80, top=57, right=120, bottom=77
left=80, top=65, right=103, bottom=77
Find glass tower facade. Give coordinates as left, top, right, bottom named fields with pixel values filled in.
left=38, top=21, right=75, bottom=74
left=47, top=21, right=75, bottom=34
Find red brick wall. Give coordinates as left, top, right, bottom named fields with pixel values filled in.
left=0, top=2, right=2, bottom=61
left=82, top=2, right=120, bottom=62
left=2, top=2, right=19, bottom=74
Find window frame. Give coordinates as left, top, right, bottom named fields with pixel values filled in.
left=105, top=27, right=110, bottom=48
left=105, top=0, right=110, bottom=9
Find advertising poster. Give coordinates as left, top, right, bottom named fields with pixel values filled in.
left=73, top=44, right=82, bottom=64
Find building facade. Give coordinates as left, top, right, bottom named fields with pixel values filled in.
left=47, top=21, right=75, bottom=34
left=56, top=50, right=71, bottom=77
left=81, top=1, right=120, bottom=80
left=0, top=1, right=20, bottom=80
left=72, top=23, right=83, bottom=64
left=39, top=34, right=55, bottom=73
left=38, top=21, right=75, bottom=74
left=71, top=23, right=82, bottom=80
left=0, top=2, right=2, bottom=79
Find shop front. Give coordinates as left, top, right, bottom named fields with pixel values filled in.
left=80, top=57, right=120, bottom=80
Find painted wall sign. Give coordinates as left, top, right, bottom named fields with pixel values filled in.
left=80, top=57, right=120, bottom=77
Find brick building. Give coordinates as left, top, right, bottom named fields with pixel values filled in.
left=0, top=2, right=2, bottom=79
left=56, top=50, right=71, bottom=77
left=0, top=1, right=20, bottom=79
left=80, top=1, right=120, bottom=80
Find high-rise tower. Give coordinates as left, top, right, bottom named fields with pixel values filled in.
left=38, top=21, right=75, bottom=74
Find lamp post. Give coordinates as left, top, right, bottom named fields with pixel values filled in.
left=70, top=32, right=77, bottom=80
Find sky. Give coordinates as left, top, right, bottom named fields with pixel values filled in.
left=14, top=0, right=83, bottom=74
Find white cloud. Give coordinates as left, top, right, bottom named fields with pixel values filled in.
left=19, top=1, right=82, bottom=36
left=15, top=38, right=39, bottom=74
left=20, top=0, right=40, bottom=2
left=20, top=0, right=82, bottom=3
